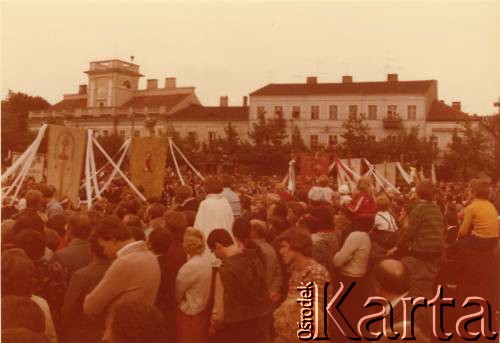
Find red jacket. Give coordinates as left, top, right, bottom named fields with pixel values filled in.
left=346, top=192, right=377, bottom=219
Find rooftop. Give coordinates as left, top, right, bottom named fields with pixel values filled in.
left=427, top=100, right=478, bottom=122
left=250, top=79, right=435, bottom=96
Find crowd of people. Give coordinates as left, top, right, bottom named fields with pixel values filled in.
left=1, top=170, right=499, bottom=343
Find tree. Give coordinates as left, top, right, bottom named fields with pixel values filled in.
left=248, top=111, right=288, bottom=147
left=441, top=122, right=490, bottom=181
left=224, top=122, right=240, bottom=154
left=340, top=113, right=371, bottom=157
left=478, top=114, right=500, bottom=182
left=1, top=91, right=51, bottom=160
left=291, top=126, right=308, bottom=152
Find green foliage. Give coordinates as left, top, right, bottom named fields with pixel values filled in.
left=340, top=113, right=371, bottom=157
left=1, top=91, right=51, bottom=160
left=224, top=122, right=240, bottom=154
left=441, top=122, right=491, bottom=181
left=248, top=111, right=288, bottom=147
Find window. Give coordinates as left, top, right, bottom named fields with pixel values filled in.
left=134, top=130, right=140, bottom=137
left=257, top=106, right=266, bottom=119
left=208, top=131, right=216, bottom=143
left=119, top=130, right=126, bottom=138
left=103, top=130, right=109, bottom=137
left=188, top=131, right=197, bottom=140
left=328, top=135, right=338, bottom=146
left=274, top=106, right=283, bottom=118
left=292, top=106, right=301, bottom=119
left=348, top=105, right=358, bottom=118
left=311, top=106, right=320, bottom=120
left=387, top=105, right=398, bottom=116
left=329, top=105, right=338, bottom=120
left=99, top=102, right=105, bottom=108
left=310, top=135, right=319, bottom=148
left=93, top=129, right=99, bottom=136
left=407, top=105, right=417, bottom=120
left=368, top=105, right=378, bottom=120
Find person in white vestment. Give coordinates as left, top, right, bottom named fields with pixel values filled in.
left=194, top=176, right=235, bottom=245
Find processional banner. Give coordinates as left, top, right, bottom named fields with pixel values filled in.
left=129, top=137, right=167, bottom=198
left=47, top=125, right=86, bottom=206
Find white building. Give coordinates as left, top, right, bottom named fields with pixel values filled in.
left=249, top=74, right=478, bottom=151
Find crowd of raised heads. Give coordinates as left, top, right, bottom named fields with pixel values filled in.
left=1, top=173, right=499, bottom=343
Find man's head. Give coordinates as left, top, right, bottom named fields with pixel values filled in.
left=2, top=296, right=45, bottom=333
left=148, top=227, right=173, bottom=255
left=232, top=217, right=252, bottom=247
left=24, top=190, right=42, bottom=210
left=174, top=185, right=193, bottom=203
left=469, top=179, right=490, bottom=200
left=250, top=219, right=267, bottom=240
left=373, top=259, right=409, bottom=299
left=12, top=212, right=44, bottom=236
left=277, top=228, right=312, bottom=266
left=206, top=229, right=235, bottom=260
left=1, top=248, right=35, bottom=297
left=163, top=211, right=187, bottom=241
left=147, top=203, right=166, bottom=223
left=46, top=214, right=67, bottom=237
left=94, top=215, right=133, bottom=259
left=68, top=213, right=92, bottom=240
left=416, top=180, right=434, bottom=201
left=38, top=185, right=55, bottom=204
left=204, top=176, right=223, bottom=195
left=122, top=213, right=142, bottom=227
left=14, top=230, right=46, bottom=261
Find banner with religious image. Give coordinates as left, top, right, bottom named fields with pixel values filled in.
left=47, top=125, right=87, bottom=206
left=129, top=137, right=167, bottom=198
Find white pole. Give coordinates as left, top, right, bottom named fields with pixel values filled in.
left=168, top=138, right=185, bottom=185
left=1, top=124, right=48, bottom=183
left=92, top=137, right=146, bottom=202
left=171, top=140, right=205, bottom=181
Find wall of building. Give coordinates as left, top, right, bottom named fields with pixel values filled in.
left=165, top=120, right=249, bottom=143
left=249, top=94, right=428, bottom=146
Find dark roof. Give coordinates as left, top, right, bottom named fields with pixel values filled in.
left=50, top=98, right=87, bottom=111
left=250, top=80, right=435, bottom=96
left=427, top=101, right=478, bottom=122
left=168, top=105, right=249, bottom=121
left=120, top=94, right=191, bottom=111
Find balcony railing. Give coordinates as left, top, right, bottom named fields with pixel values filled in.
left=383, top=113, right=402, bottom=129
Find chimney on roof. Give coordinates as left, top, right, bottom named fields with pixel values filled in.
left=387, top=74, right=398, bottom=82
left=147, top=79, right=158, bottom=90
left=220, top=96, right=228, bottom=107
left=165, top=77, right=176, bottom=89
left=452, top=101, right=461, bottom=111
left=243, top=96, right=248, bottom=107
left=78, top=84, right=87, bottom=95
left=306, top=76, right=317, bottom=85
left=342, top=75, right=353, bottom=83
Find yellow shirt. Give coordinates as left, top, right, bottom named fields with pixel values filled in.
left=458, top=199, right=499, bottom=239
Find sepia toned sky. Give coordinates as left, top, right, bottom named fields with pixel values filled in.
left=2, top=1, right=499, bottom=115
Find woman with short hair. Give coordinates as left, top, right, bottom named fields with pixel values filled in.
left=176, top=228, right=213, bottom=343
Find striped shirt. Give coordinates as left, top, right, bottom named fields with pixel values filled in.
left=397, top=201, right=444, bottom=254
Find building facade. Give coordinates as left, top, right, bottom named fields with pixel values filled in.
left=28, top=60, right=478, bottom=154
left=249, top=74, right=477, bottom=151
